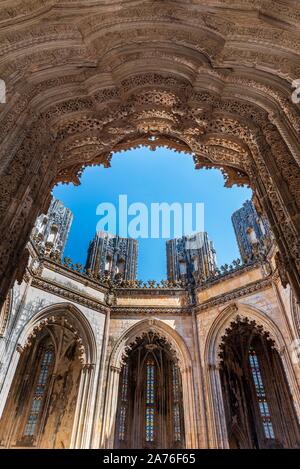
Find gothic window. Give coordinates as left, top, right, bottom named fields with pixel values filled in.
left=172, top=364, right=181, bottom=442
left=193, top=258, right=198, bottom=272
left=258, top=218, right=266, bottom=236
left=24, top=348, right=54, bottom=437
left=47, top=224, right=58, bottom=245
left=246, top=227, right=257, bottom=245
left=118, top=364, right=128, bottom=441
left=248, top=347, right=275, bottom=440
left=0, top=319, right=84, bottom=449
left=116, top=258, right=125, bottom=275
left=145, top=359, right=155, bottom=442
left=114, top=332, right=185, bottom=449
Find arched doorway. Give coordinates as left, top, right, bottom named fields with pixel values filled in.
left=219, top=317, right=300, bottom=449
left=114, top=331, right=185, bottom=449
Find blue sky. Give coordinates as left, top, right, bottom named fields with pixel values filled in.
left=52, top=147, right=252, bottom=281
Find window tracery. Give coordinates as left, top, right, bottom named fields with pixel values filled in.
left=248, top=347, right=275, bottom=440
left=219, top=318, right=300, bottom=448
left=145, top=359, right=155, bottom=442
left=118, top=363, right=128, bottom=441
left=172, top=363, right=181, bottom=442
left=24, top=348, right=54, bottom=437
left=115, top=332, right=185, bottom=449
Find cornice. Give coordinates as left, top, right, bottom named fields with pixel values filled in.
left=41, top=257, right=109, bottom=295
left=31, top=276, right=109, bottom=314
left=111, top=276, right=274, bottom=316
left=196, top=276, right=273, bottom=312
left=111, top=305, right=191, bottom=317
left=115, top=287, right=186, bottom=297
left=28, top=267, right=276, bottom=317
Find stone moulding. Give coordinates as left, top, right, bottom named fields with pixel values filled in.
left=110, top=306, right=191, bottom=317
left=1, top=0, right=300, bottom=314
left=42, top=257, right=109, bottom=294
left=30, top=273, right=273, bottom=317
left=195, top=260, right=259, bottom=290
left=115, top=287, right=186, bottom=296
left=196, top=277, right=273, bottom=312
left=31, top=277, right=109, bottom=314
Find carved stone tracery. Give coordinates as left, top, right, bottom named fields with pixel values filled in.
left=0, top=0, right=300, bottom=306
left=218, top=317, right=300, bottom=448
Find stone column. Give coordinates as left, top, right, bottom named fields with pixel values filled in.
left=70, top=363, right=95, bottom=449
left=206, top=363, right=229, bottom=449
left=181, top=366, right=198, bottom=448
left=192, top=310, right=209, bottom=448
left=100, top=365, right=121, bottom=448
left=90, top=309, right=110, bottom=449
left=0, top=345, right=22, bottom=417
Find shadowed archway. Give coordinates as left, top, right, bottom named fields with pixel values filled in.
left=114, top=330, right=186, bottom=449
left=0, top=1, right=300, bottom=308
left=0, top=302, right=97, bottom=448
left=219, top=317, right=300, bottom=448
left=101, top=318, right=198, bottom=449
left=205, top=303, right=300, bottom=448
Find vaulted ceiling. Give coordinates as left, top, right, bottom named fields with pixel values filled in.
left=1, top=1, right=299, bottom=185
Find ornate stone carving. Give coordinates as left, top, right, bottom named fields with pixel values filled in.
left=0, top=0, right=300, bottom=307
left=275, top=252, right=289, bottom=289
left=0, top=290, right=11, bottom=336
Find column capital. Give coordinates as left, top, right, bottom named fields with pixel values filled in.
left=110, top=365, right=121, bottom=374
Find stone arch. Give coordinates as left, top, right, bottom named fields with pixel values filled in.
left=227, top=422, right=249, bottom=450
left=204, top=302, right=300, bottom=448
left=17, top=302, right=97, bottom=366
left=101, top=318, right=198, bottom=449
left=110, top=318, right=192, bottom=373
left=1, top=1, right=300, bottom=449
left=205, top=303, right=288, bottom=368
left=0, top=302, right=97, bottom=448
left=1, top=79, right=300, bottom=310
left=1, top=3, right=300, bottom=310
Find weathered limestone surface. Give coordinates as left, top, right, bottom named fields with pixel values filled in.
left=0, top=0, right=300, bottom=449
left=0, top=243, right=299, bottom=448
left=0, top=0, right=300, bottom=309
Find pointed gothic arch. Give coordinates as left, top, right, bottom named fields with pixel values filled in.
left=17, top=302, right=97, bottom=366
left=204, top=303, right=300, bottom=449
left=101, top=319, right=198, bottom=449
left=0, top=302, right=97, bottom=448
left=110, top=319, right=192, bottom=371
left=114, top=331, right=186, bottom=449
left=206, top=303, right=288, bottom=367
